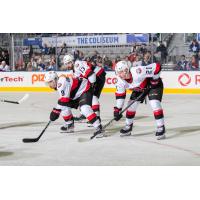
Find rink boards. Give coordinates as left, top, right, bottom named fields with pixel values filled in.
left=0, top=71, right=200, bottom=94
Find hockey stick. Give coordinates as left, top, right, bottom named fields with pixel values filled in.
left=78, top=90, right=148, bottom=142
left=0, top=93, right=29, bottom=104
left=22, top=121, right=51, bottom=143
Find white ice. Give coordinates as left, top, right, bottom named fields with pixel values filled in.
left=0, top=92, right=200, bottom=166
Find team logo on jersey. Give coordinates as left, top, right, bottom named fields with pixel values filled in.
left=136, top=68, right=142, bottom=74
left=57, top=83, right=62, bottom=88
left=178, top=73, right=191, bottom=86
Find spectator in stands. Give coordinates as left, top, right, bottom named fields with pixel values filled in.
left=141, top=51, right=155, bottom=66
left=128, top=52, right=137, bottom=63
left=0, top=50, right=9, bottom=65
left=30, top=57, right=38, bottom=71
left=16, top=62, right=26, bottom=71
left=79, top=50, right=84, bottom=60
left=59, top=42, right=67, bottom=55
left=189, top=39, right=200, bottom=54
left=174, top=55, right=188, bottom=70
left=132, top=54, right=142, bottom=67
left=26, top=62, right=33, bottom=71
left=49, top=45, right=56, bottom=55
left=96, top=56, right=109, bottom=71
left=188, top=55, right=199, bottom=70
left=0, top=61, right=10, bottom=71
left=97, top=56, right=112, bottom=71
left=37, top=57, right=46, bottom=71
left=46, top=59, right=56, bottom=71
left=91, top=50, right=99, bottom=61
left=41, top=43, right=49, bottom=55
left=151, top=33, right=160, bottom=42
left=73, top=50, right=80, bottom=61
left=29, top=45, right=33, bottom=58
left=130, top=44, right=137, bottom=53
left=156, top=41, right=168, bottom=64
left=141, top=52, right=150, bottom=66
left=139, top=44, right=147, bottom=55
left=102, top=56, right=112, bottom=70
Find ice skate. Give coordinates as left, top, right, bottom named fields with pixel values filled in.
left=60, top=123, right=74, bottom=133
left=94, top=125, right=105, bottom=138
left=87, top=121, right=93, bottom=127
left=156, top=125, right=166, bottom=140
left=120, top=124, right=133, bottom=137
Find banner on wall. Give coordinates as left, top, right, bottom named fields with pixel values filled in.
left=41, top=34, right=126, bottom=47
left=23, top=38, right=42, bottom=46
left=1, top=71, right=200, bottom=93
left=39, top=34, right=150, bottom=47
left=126, top=34, right=149, bottom=44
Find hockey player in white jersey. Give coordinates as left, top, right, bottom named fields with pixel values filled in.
left=114, top=61, right=165, bottom=140
left=44, top=71, right=103, bottom=137
left=63, top=54, right=106, bottom=123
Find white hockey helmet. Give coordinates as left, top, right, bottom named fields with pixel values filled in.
left=44, top=71, right=58, bottom=83
left=115, top=61, right=130, bottom=75
left=63, top=54, right=74, bottom=65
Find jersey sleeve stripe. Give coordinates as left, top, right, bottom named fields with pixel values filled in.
left=154, top=63, right=161, bottom=75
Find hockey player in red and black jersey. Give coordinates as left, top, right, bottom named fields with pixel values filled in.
left=44, top=71, right=103, bottom=137
left=114, top=61, right=165, bottom=140
left=63, top=54, right=106, bottom=124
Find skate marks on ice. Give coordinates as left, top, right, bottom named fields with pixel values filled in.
left=163, top=125, right=200, bottom=139
left=0, top=148, right=41, bottom=161
left=122, top=126, right=200, bottom=158
left=0, top=121, right=46, bottom=130
left=130, top=137, right=200, bottom=158
left=0, top=151, right=14, bottom=158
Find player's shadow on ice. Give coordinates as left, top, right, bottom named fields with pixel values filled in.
left=0, top=122, right=45, bottom=130
left=0, top=151, right=14, bottom=157
left=104, top=125, right=200, bottom=139
left=165, top=126, right=200, bottom=139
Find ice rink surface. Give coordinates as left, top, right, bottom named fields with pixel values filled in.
left=0, top=92, right=200, bottom=166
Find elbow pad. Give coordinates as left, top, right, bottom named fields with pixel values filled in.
left=88, top=73, right=96, bottom=84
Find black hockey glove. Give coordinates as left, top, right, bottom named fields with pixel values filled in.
left=114, top=107, right=123, bottom=121
left=50, top=108, right=61, bottom=121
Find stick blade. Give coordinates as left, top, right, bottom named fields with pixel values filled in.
left=22, top=138, right=39, bottom=143
left=18, top=94, right=29, bottom=104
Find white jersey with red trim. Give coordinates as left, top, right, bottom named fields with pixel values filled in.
left=116, top=63, right=161, bottom=92
left=115, top=63, right=161, bottom=109
left=74, top=60, right=96, bottom=83
left=56, top=75, right=90, bottom=109
left=93, top=65, right=105, bottom=77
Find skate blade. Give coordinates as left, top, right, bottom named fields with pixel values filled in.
left=157, top=134, right=166, bottom=140
left=120, top=132, right=132, bottom=137
left=87, top=124, right=93, bottom=128
left=95, top=133, right=106, bottom=138
left=60, top=130, right=74, bottom=134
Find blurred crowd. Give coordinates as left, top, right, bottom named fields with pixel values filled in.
left=174, top=39, right=200, bottom=70
left=0, top=48, right=10, bottom=71
left=5, top=33, right=200, bottom=72
left=10, top=41, right=169, bottom=72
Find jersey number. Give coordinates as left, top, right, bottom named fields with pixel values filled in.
left=61, top=90, right=65, bottom=96
left=79, top=66, right=86, bottom=74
